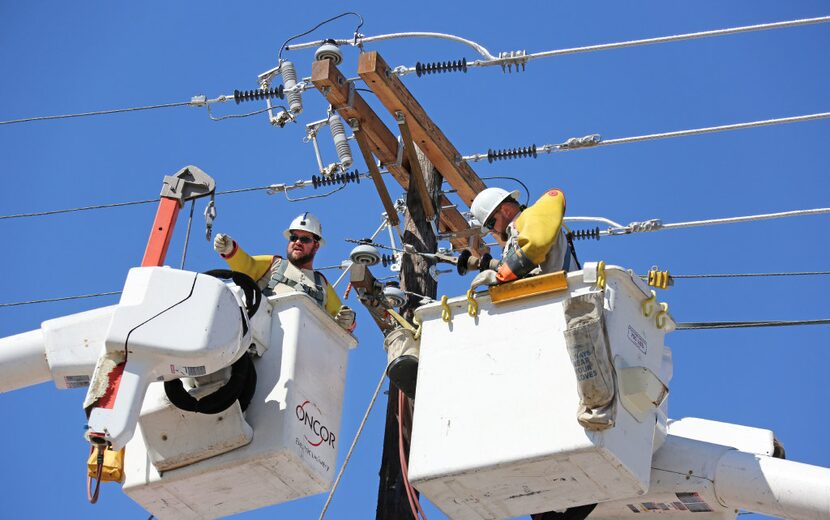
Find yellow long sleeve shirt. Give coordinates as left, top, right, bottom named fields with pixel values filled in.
left=222, top=243, right=343, bottom=319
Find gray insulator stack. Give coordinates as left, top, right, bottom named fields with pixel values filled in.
left=281, top=61, right=303, bottom=114
left=328, top=114, right=353, bottom=169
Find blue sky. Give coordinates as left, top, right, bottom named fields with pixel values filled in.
left=1, top=1, right=828, bottom=519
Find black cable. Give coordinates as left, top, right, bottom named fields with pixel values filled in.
left=0, top=291, right=121, bottom=307
left=480, top=175, right=531, bottom=206
left=279, top=12, right=364, bottom=61
left=677, top=319, right=830, bottom=330
left=0, top=185, right=274, bottom=221
left=648, top=270, right=830, bottom=279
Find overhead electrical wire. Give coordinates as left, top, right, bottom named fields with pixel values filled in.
left=597, top=206, right=830, bottom=237
left=6, top=266, right=830, bottom=308
left=318, top=364, right=387, bottom=520
left=503, top=15, right=830, bottom=65
left=5, top=16, right=826, bottom=128
left=0, top=174, right=370, bottom=221
left=0, top=94, right=239, bottom=126
left=0, top=292, right=122, bottom=308
left=0, top=198, right=159, bottom=220
left=658, top=270, right=830, bottom=280
left=207, top=104, right=276, bottom=121
left=0, top=186, right=271, bottom=221
left=279, top=12, right=364, bottom=62
left=463, top=111, right=830, bottom=162
left=5, top=104, right=826, bottom=222
left=282, top=16, right=830, bottom=74
left=282, top=183, right=348, bottom=202
left=0, top=100, right=194, bottom=126
left=676, top=319, right=830, bottom=330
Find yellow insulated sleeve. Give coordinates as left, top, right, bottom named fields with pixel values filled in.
left=647, top=268, right=673, bottom=290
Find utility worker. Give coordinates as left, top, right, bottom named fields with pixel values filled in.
left=469, top=187, right=577, bottom=289
left=471, top=188, right=599, bottom=520
left=213, top=212, right=356, bottom=332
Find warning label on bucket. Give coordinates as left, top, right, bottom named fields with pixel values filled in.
left=623, top=493, right=713, bottom=513
left=675, top=492, right=713, bottom=512
left=627, top=325, right=648, bottom=354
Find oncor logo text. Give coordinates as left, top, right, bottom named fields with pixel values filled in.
left=295, top=400, right=337, bottom=448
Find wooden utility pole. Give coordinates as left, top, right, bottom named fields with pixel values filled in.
left=375, top=148, right=440, bottom=520
left=313, top=52, right=490, bottom=519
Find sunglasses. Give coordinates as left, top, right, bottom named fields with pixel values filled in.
left=288, top=234, right=317, bottom=244
left=483, top=215, right=496, bottom=231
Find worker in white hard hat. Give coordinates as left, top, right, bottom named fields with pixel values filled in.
left=213, top=212, right=356, bottom=332
left=469, top=187, right=578, bottom=289
left=472, top=189, right=596, bottom=520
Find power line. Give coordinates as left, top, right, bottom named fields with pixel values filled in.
left=654, top=207, right=830, bottom=231
left=677, top=319, right=830, bottom=330
left=0, top=185, right=278, bottom=221
left=365, top=16, right=830, bottom=75
left=463, top=111, right=830, bottom=162
left=9, top=268, right=830, bottom=309
left=318, top=365, right=387, bottom=519
left=0, top=101, right=193, bottom=126
left=569, top=206, right=830, bottom=237
left=595, top=112, right=830, bottom=149
left=643, top=270, right=830, bottom=280
left=490, top=15, right=830, bottom=68
left=0, top=198, right=158, bottom=220
left=0, top=291, right=121, bottom=308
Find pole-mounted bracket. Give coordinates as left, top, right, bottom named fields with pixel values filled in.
left=160, top=165, right=216, bottom=207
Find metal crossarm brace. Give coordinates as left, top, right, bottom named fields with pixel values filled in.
left=351, top=119, right=400, bottom=227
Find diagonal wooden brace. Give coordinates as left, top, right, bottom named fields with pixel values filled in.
left=395, top=111, right=436, bottom=222
left=351, top=119, right=400, bottom=227
left=313, top=58, right=487, bottom=255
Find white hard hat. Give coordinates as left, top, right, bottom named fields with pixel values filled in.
left=470, top=188, right=520, bottom=230
left=284, top=212, right=325, bottom=246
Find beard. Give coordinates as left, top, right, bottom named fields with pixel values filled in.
left=287, top=248, right=315, bottom=267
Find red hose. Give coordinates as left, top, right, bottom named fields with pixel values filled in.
left=398, top=388, right=427, bottom=520
left=86, top=445, right=104, bottom=504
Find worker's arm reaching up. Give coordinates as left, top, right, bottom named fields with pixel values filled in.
left=213, top=233, right=273, bottom=282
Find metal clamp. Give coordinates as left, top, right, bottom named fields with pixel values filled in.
left=203, top=196, right=216, bottom=241
left=160, top=165, right=216, bottom=207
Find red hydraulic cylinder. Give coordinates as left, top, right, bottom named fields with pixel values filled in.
left=141, top=197, right=181, bottom=267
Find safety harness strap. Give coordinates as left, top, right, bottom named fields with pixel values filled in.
left=266, top=259, right=325, bottom=305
